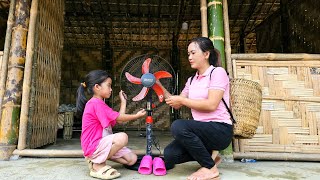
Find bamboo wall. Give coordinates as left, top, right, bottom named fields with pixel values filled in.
left=60, top=48, right=103, bottom=104
left=256, top=0, right=320, bottom=53
left=232, top=54, right=320, bottom=160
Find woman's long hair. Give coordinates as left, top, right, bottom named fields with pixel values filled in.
left=75, top=70, right=111, bottom=118
left=190, top=37, right=221, bottom=67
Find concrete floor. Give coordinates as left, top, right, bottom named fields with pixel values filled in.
left=1, top=131, right=320, bottom=180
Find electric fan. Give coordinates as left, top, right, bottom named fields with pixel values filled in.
left=120, top=54, right=176, bottom=175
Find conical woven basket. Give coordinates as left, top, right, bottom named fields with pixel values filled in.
left=230, top=78, right=262, bottom=139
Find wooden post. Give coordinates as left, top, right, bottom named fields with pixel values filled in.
left=208, top=0, right=233, bottom=162
left=18, top=0, right=38, bottom=150
left=0, top=0, right=16, bottom=116
left=0, top=0, right=31, bottom=160
left=200, top=0, right=208, bottom=37
left=222, top=0, right=233, bottom=77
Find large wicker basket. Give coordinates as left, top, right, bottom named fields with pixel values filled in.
left=230, top=78, right=262, bottom=139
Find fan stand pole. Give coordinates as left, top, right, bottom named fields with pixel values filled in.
left=145, top=94, right=153, bottom=156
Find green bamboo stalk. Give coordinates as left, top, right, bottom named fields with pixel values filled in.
left=208, top=0, right=226, bottom=69
left=208, top=0, right=233, bottom=161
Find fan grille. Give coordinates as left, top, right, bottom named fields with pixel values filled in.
left=120, top=54, right=176, bottom=102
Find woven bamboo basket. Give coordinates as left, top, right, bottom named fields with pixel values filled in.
left=230, top=78, right=262, bottom=139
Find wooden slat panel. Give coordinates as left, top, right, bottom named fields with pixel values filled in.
left=233, top=54, right=320, bottom=157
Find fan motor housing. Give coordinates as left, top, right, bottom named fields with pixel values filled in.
left=141, top=73, right=156, bottom=87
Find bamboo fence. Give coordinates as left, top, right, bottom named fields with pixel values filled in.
left=232, top=53, right=320, bottom=161
left=26, top=0, right=64, bottom=149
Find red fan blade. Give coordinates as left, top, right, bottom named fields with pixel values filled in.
left=132, top=87, right=149, bottom=101
left=125, top=72, right=142, bottom=84
left=152, top=83, right=165, bottom=102
left=142, top=58, right=151, bottom=74
left=154, top=71, right=172, bottom=80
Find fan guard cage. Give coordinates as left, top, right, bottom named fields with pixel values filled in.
left=120, top=54, right=176, bottom=102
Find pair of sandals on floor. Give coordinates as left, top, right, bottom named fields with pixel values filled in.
left=137, top=155, right=166, bottom=176
left=86, top=159, right=121, bottom=180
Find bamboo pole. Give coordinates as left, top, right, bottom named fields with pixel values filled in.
left=200, top=0, right=208, bottom=37
left=0, top=0, right=31, bottom=160
left=0, top=0, right=16, bottom=114
left=222, top=0, right=233, bottom=77
left=12, top=149, right=158, bottom=158
left=208, top=0, right=226, bottom=68
left=208, top=0, right=233, bottom=162
left=231, top=53, right=320, bottom=61
left=18, top=0, right=38, bottom=150
left=233, top=152, right=320, bottom=161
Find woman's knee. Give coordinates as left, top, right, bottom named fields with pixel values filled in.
left=170, top=120, right=185, bottom=136
left=171, top=119, right=190, bottom=139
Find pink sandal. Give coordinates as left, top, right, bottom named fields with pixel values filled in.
left=138, top=155, right=153, bottom=175
left=152, top=157, right=166, bottom=176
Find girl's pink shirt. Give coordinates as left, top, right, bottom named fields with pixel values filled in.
left=81, top=97, right=120, bottom=156
left=181, top=66, right=232, bottom=125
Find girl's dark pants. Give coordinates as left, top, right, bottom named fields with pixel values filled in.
left=164, top=119, right=233, bottom=170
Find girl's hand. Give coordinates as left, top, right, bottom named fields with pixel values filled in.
left=136, top=108, right=146, bottom=118
left=165, top=96, right=183, bottom=109
left=119, top=90, right=127, bottom=102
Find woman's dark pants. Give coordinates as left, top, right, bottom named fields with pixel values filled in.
left=164, top=119, right=233, bottom=170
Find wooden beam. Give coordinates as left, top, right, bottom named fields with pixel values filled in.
left=234, top=152, right=320, bottom=161
left=13, top=149, right=160, bottom=157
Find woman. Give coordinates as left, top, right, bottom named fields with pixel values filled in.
left=159, top=37, right=233, bottom=180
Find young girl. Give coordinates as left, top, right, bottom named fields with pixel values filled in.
left=76, top=70, right=146, bottom=180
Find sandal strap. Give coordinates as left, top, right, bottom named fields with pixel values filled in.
left=97, top=165, right=112, bottom=174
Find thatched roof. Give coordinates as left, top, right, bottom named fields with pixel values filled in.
left=1, top=0, right=281, bottom=53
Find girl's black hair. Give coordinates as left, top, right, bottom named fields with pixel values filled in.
left=75, top=70, right=111, bottom=118
left=190, top=37, right=221, bottom=67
